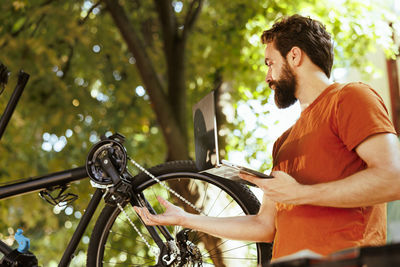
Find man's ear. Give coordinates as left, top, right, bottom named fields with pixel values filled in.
left=287, top=46, right=302, bottom=67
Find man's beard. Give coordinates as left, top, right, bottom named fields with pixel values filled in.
left=269, top=61, right=297, bottom=109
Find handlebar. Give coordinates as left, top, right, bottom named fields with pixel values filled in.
left=0, top=62, right=10, bottom=93
left=0, top=69, right=30, bottom=140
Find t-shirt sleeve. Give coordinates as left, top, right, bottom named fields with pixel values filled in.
left=337, top=82, right=397, bottom=151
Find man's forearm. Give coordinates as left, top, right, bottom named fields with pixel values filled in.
left=134, top=195, right=276, bottom=243
left=300, top=167, right=400, bottom=208
left=249, top=134, right=400, bottom=208
left=181, top=213, right=275, bottom=243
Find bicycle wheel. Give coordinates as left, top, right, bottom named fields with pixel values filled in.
left=87, top=160, right=271, bottom=266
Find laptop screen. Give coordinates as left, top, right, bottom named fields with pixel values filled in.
left=192, top=91, right=219, bottom=171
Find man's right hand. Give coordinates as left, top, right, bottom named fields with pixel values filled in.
left=133, top=196, right=188, bottom=226
left=134, top=194, right=276, bottom=243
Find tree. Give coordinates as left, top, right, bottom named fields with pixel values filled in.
left=0, top=0, right=398, bottom=264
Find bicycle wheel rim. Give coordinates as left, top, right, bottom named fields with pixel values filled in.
left=91, top=170, right=265, bottom=266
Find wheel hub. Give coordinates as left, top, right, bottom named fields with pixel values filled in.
left=175, top=228, right=202, bottom=266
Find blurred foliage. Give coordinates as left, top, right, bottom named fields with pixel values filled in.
left=0, top=0, right=399, bottom=265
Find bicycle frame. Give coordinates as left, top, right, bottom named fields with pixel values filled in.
left=0, top=69, right=173, bottom=266
left=0, top=162, right=187, bottom=267
left=0, top=166, right=100, bottom=267
left=0, top=167, right=87, bottom=200
left=0, top=67, right=103, bottom=266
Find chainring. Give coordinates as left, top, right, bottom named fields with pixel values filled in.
left=86, top=139, right=127, bottom=185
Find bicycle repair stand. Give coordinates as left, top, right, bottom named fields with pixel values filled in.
left=0, top=230, right=38, bottom=267
left=0, top=62, right=38, bottom=267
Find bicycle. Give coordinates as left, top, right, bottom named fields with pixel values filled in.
left=0, top=64, right=272, bottom=266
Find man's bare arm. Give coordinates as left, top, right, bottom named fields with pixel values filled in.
left=241, top=133, right=400, bottom=208
left=134, top=194, right=276, bottom=243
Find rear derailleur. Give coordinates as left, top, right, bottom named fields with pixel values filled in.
left=154, top=229, right=202, bottom=267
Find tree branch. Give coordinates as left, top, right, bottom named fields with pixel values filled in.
left=154, top=0, right=177, bottom=53
left=40, top=0, right=59, bottom=7
left=78, top=1, right=101, bottom=26
left=30, top=14, right=46, bottom=38
left=60, top=43, right=74, bottom=80
left=182, top=0, right=203, bottom=38
left=11, top=0, right=58, bottom=37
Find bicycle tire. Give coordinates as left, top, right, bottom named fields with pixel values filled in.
left=87, top=160, right=271, bottom=266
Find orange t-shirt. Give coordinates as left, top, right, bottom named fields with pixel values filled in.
left=271, top=82, right=397, bottom=259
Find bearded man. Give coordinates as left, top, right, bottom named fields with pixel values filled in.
left=135, top=14, right=400, bottom=261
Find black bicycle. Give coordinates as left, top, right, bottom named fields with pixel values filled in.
left=0, top=65, right=271, bottom=266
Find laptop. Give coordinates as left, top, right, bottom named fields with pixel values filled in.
left=192, top=91, right=272, bottom=185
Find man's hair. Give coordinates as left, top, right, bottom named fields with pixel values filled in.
left=261, top=14, right=334, bottom=78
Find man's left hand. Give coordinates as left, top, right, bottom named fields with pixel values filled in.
left=239, top=171, right=307, bottom=205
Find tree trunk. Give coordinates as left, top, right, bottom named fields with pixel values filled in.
left=104, top=2, right=226, bottom=265
left=104, top=0, right=189, bottom=160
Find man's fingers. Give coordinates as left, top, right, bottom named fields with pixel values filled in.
left=134, top=206, right=158, bottom=225
left=239, top=172, right=260, bottom=184
left=133, top=196, right=183, bottom=226
left=157, top=195, right=170, bottom=208
left=133, top=206, right=146, bottom=220
left=271, top=170, right=287, bottom=178
left=238, top=172, right=255, bottom=180
left=270, top=171, right=280, bottom=177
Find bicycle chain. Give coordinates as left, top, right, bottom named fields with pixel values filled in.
left=128, top=157, right=204, bottom=215
left=113, top=196, right=160, bottom=257
left=107, top=158, right=205, bottom=265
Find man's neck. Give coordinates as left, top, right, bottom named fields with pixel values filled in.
left=296, top=71, right=333, bottom=111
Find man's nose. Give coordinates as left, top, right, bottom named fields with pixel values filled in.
left=265, top=70, right=272, bottom=84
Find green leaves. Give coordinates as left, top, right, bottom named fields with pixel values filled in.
left=0, top=0, right=399, bottom=264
